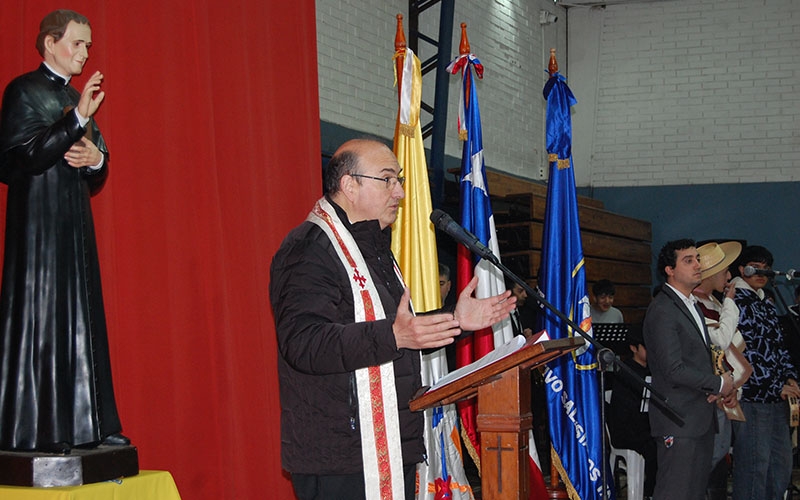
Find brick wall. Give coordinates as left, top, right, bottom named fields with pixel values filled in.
left=315, top=0, right=399, bottom=138
left=316, top=0, right=567, bottom=180
left=570, top=0, right=800, bottom=187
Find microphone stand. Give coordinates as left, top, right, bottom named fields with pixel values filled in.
left=597, top=347, right=615, bottom=499
left=486, top=255, right=682, bottom=422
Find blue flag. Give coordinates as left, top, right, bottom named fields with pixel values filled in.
left=540, top=71, right=605, bottom=500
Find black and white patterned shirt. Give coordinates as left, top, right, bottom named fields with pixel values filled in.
left=733, top=277, right=797, bottom=403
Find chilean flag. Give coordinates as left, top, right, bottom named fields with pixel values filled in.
left=448, top=52, right=547, bottom=499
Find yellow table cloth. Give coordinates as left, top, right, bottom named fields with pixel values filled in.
left=0, top=470, right=181, bottom=500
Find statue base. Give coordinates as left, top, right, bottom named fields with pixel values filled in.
left=0, top=445, right=139, bottom=487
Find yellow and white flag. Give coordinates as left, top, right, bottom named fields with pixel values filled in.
left=391, top=47, right=475, bottom=500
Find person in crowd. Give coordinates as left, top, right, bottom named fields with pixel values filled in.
left=693, top=241, right=752, bottom=500
left=0, top=9, right=128, bottom=454
left=591, top=279, right=624, bottom=323
left=439, top=262, right=452, bottom=307
left=643, top=239, right=734, bottom=500
left=608, top=331, right=657, bottom=498
left=730, top=244, right=800, bottom=500
left=504, top=275, right=539, bottom=338
left=269, top=138, right=516, bottom=500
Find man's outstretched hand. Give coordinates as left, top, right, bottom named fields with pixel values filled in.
left=392, top=276, right=516, bottom=350
left=454, top=276, right=516, bottom=332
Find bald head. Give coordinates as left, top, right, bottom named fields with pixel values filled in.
left=325, top=139, right=404, bottom=229
left=324, top=139, right=392, bottom=195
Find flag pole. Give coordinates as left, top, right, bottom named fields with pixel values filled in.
left=459, top=22, right=469, bottom=54
left=395, top=14, right=406, bottom=101
left=459, top=23, right=471, bottom=106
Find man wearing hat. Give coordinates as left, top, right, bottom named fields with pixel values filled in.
left=693, top=241, right=753, bottom=500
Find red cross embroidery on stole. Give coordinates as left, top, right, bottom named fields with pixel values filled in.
left=353, top=269, right=367, bottom=289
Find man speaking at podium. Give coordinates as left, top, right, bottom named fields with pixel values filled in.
left=270, top=139, right=515, bottom=500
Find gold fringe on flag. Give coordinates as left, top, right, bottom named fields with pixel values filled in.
left=550, top=446, right=581, bottom=500
left=460, top=426, right=481, bottom=475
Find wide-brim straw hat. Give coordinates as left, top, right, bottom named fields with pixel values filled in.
left=698, top=241, right=742, bottom=280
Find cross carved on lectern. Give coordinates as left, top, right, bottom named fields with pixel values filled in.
left=486, top=434, right=514, bottom=492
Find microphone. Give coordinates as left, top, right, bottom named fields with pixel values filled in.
left=742, top=265, right=779, bottom=278
left=429, top=209, right=498, bottom=264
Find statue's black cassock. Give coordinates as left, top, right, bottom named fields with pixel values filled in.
left=0, top=64, right=122, bottom=451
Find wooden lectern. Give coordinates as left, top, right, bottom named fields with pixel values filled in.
left=411, top=336, right=583, bottom=500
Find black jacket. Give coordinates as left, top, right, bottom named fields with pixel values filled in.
left=270, top=198, right=425, bottom=474
left=0, top=64, right=120, bottom=450
left=643, top=284, right=718, bottom=437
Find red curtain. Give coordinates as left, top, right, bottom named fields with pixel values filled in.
left=0, top=1, right=320, bottom=498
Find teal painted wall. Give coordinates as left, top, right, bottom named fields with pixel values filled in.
left=589, top=182, right=800, bottom=309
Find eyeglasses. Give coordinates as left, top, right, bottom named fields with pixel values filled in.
left=350, top=173, right=405, bottom=189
